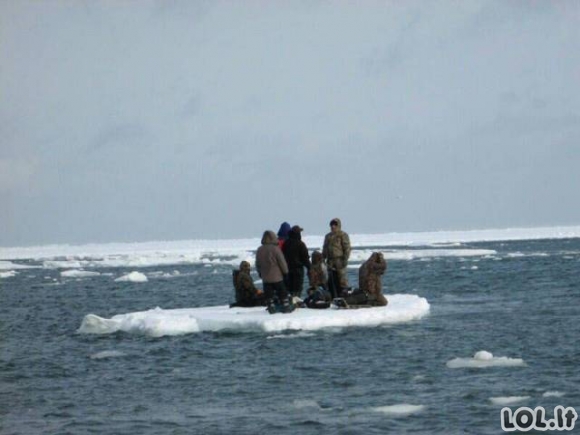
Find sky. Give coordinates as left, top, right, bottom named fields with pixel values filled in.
left=1, top=0, right=579, bottom=246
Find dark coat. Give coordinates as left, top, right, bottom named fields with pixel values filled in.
left=282, top=230, right=311, bottom=271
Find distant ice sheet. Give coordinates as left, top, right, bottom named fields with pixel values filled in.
left=446, top=351, right=526, bottom=368
left=2, top=225, right=579, bottom=270
left=77, top=294, right=429, bottom=337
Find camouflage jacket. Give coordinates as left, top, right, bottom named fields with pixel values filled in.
left=322, top=218, right=351, bottom=264
left=233, top=270, right=259, bottom=303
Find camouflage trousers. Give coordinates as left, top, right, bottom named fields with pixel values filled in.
left=327, top=258, right=349, bottom=297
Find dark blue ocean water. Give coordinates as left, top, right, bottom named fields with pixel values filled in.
left=1, top=238, right=579, bottom=434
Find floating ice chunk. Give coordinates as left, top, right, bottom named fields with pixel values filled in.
left=61, top=269, right=101, bottom=278
left=0, top=261, right=35, bottom=270
left=293, top=399, right=323, bottom=410
left=114, top=271, right=148, bottom=282
left=371, top=404, right=425, bottom=416
left=446, top=351, right=526, bottom=368
left=474, top=350, right=493, bottom=360
left=267, top=331, right=316, bottom=340
left=78, top=294, right=429, bottom=337
left=490, top=396, right=530, bottom=406
left=0, top=270, right=17, bottom=278
left=543, top=391, right=565, bottom=398
left=90, top=350, right=127, bottom=360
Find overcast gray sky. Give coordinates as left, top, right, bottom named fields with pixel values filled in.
left=1, top=1, right=579, bottom=246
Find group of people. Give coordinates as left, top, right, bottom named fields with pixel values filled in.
left=231, top=218, right=388, bottom=314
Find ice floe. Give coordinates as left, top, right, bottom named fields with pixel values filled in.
left=446, top=350, right=526, bottom=368
left=77, top=294, right=429, bottom=337
left=371, top=404, right=425, bottom=416
left=61, top=269, right=101, bottom=278
left=489, top=396, right=531, bottom=406
left=114, top=271, right=148, bottom=283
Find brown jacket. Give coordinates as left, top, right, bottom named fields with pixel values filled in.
left=359, top=252, right=388, bottom=306
left=256, top=230, right=289, bottom=283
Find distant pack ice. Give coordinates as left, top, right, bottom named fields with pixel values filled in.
left=2, top=225, right=579, bottom=270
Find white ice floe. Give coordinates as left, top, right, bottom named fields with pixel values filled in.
left=267, top=331, right=317, bottom=340
left=0, top=260, right=35, bottom=270
left=61, top=269, right=101, bottom=278
left=371, top=404, right=425, bottom=416
left=543, top=391, right=565, bottom=398
left=446, top=351, right=526, bottom=369
left=293, top=400, right=323, bottom=410
left=0, top=270, right=17, bottom=278
left=114, top=271, right=148, bottom=283
left=89, top=350, right=127, bottom=360
left=77, top=294, right=429, bottom=337
left=490, top=396, right=531, bottom=406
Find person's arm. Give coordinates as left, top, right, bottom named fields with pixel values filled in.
left=342, top=233, right=351, bottom=261
left=300, top=243, right=311, bottom=270
left=276, top=247, right=289, bottom=275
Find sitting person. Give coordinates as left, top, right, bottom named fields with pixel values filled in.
left=230, top=261, right=266, bottom=307
left=303, top=251, right=331, bottom=308
left=342, top=252, right=388, bottom=307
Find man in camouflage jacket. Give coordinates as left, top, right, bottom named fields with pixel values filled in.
left=322, top=217, right=351, bottom=294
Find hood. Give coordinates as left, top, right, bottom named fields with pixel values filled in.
left=311, top=251, right=323, bottom=264
left=330, top=217, right=342, bottom=230
left=277, top=222, right=291, bottom=239
left=261, top=230, right=278, bottom=245
left=239, top=261, right=251, bottom=272
left=369, top=252, right=387, bottom=273
left=288, top=229, right=302, bottom=241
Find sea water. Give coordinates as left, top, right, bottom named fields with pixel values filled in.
left=1, top=229, right=579, bottom=434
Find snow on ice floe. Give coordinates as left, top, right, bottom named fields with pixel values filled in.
left=371, top=404, right=425, bottom=416
left=446, top=351, right=526, bottom=369
left=114, top=271, right=148, bottom=283
left=61, top=269, right=101, bottom=278
left=77, top=294, right=429, bottom=337
left=489, top=396, right=531, bottom=406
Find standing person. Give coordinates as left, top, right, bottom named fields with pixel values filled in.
left=282, top=225, right=311, bottom=299
left=276, top=222, right=291, bottom=250
left=322, top=218, right=351, bottom=298
left=255, top=230, right=293, bottom=314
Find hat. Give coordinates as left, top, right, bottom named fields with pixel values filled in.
left=291, top=225, right=304, bottom=232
